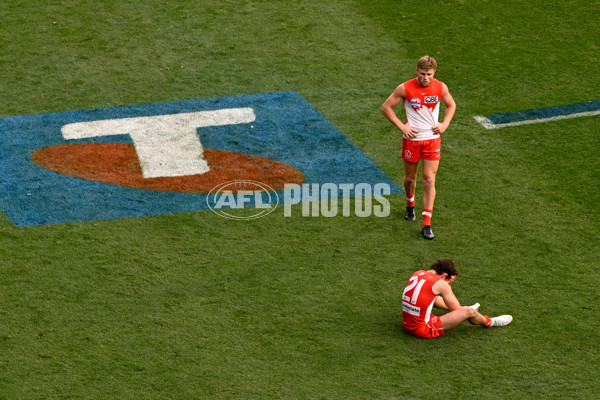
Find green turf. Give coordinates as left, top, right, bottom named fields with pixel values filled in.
left=1, top=0, right=599, bottom=398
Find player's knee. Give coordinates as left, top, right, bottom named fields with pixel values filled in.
left=422, top=178, right=436, bottom=190
left=463, top=307, right=477, bottom=319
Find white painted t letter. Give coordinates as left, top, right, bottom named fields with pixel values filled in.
left=61, top=108, right=256, bottom=178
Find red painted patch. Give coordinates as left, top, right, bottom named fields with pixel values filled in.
left=31, top=143, right=304, bottom=193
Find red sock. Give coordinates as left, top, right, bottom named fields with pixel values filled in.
left=422, top=209, right=432, bottom=226
left=406, top=195, right=415, bottom=207
left=484, top=316, right=493, bottom=327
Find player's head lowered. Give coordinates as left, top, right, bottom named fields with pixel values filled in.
left=417, top=55, right=437, bottom=71
left=430, top=258, right=458, bottom=280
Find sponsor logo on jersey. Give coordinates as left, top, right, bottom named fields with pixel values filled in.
left=424, top=96, right=439, bottom=104
left=402, top=301, right=421, bottom=316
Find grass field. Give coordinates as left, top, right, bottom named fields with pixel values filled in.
left=1, top=0, right=599, bottom=399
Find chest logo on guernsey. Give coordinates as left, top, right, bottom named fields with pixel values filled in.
left=410, top=97, right=421, bottom=109
left=425, top=96, right=439, bottom=104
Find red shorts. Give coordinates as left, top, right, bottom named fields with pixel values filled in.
left=403, top=315, right=445, bottom=339
left=402, top=137, right=441, bottom=162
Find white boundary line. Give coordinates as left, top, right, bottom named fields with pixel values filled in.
left=474, top=110, right=600, bottom=130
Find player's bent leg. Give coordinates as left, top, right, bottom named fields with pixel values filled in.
left=467, top=310, right=489, bottom=326
left=439, top=307, right=473, bottom=331
left=440, top=307, right=486, bottom=331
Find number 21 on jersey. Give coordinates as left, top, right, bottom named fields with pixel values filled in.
left=403, top=276, right=426, bottom=305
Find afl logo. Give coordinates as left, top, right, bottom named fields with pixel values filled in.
left=206, top=180, right=279, bottom=220
left=409, top=97, right=421, bottom=109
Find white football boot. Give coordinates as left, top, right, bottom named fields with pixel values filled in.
left=490, top=315, right=513, bottom=327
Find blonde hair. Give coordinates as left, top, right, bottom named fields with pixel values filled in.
left=417, top=55, right=437, bottom=71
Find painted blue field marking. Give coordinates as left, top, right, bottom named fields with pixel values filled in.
left=0, top=92, right=401, bottom=226
left=474, top=99, right=600, bottom=129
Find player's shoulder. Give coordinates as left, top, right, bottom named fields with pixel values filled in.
left=432, top=78, right=446, bottom=90
left=391, top=82, right=408, bottom=98
left=435, top=78, right=452, bottom=92
left=431, top=276, right=450, bottom=294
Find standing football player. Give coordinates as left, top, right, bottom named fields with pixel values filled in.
left=381, top=56, right=456, bottom=240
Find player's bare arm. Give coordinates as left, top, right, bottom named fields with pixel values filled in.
left=432, top=276, right=461, bottom=311
left=432, top=274, right=458, bottom=310
left=381, top=84, right=419, bottom=138
left=402, top=259, right=513, bottom=338
left=432, top=84, right=456, bottom=135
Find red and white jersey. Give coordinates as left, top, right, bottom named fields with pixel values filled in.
left=402, top=270, right=442, bottom=331
left=403, top=78, right=444, bottom=141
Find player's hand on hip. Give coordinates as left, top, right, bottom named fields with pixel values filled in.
left=401, top=123, right=419, bottom=138
left=432, top=122, right=448, bottom=135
